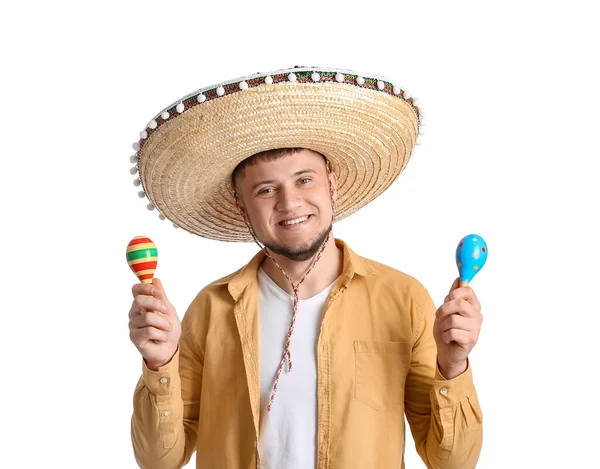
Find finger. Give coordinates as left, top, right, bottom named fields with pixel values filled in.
left=129, top=297, right=149, bottom=319
left=439, top=314, right=473, bottom=334
left=129, top=311, right=173, bottom=332
left=130, top=326, right=169, bottom=344
left=441, top=328, right=477, bottom=347
left=132, top=294, right=168, bottom=314
left=132, top=282, right=156, bottom=298
left=446, top=286, right=481, bottom=310
left=436, top=298, right=476, bottom=320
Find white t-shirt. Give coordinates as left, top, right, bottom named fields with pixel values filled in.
left=257, top=267, right=336, bottom=469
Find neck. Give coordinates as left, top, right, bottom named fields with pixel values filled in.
left=260, top=235, right=343, bottom=300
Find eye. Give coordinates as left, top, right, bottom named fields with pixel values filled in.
left=257, top=187, right=274, bottom=195
left=299, top=177, right=311, bottom=184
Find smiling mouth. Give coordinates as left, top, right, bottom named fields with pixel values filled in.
left=278, top=215, right=312, bottom=226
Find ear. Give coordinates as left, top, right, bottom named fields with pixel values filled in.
left=328, top=170, right=339, bottom=201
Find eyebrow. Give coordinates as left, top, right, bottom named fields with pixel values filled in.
left=250, top=169, right=318, bottom=191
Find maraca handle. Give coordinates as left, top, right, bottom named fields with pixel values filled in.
left=459, top=280, right=470, bottom=287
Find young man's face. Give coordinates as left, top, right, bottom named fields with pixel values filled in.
left=235, top=149, right=338, bottom=261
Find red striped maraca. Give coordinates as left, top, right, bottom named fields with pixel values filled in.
left=126, top=236, right=158, bottom=284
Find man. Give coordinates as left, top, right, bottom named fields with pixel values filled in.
left=128, top=67, right=483, bottom=469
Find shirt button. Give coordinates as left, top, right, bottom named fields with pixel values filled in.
left=248, top=353, right=252, bottom=358
left=163, top=410, right=170, bottom=417
left=159, top=378, right=167, bottom=384
left=440, top=388, right=448, bottom=395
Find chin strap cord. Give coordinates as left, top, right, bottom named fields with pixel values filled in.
left=234, top=160, right=336, bottom=412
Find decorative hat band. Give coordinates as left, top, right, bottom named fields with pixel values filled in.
left=129, top=66, right=425, bottom=240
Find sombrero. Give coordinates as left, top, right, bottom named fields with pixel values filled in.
left=129, top=66, right=424, bottom=242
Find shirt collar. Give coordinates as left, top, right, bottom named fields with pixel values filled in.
left=217, top=238, right=371, bottom=301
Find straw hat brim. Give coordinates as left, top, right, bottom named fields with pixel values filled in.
left=134, top=68, right=421, bottom=242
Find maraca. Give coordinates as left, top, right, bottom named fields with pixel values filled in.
left=456, top=234, right=487, bottom=287
left=126, top=236, right=158, bottom=284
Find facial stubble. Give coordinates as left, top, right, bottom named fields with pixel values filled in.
left=263, top=222, right=332, bottom=262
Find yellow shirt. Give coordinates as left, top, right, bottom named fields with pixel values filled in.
left=131, top=239, right=483, bottom=469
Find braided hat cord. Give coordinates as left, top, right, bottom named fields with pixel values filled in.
left=236, top=161, right=336, bottom=412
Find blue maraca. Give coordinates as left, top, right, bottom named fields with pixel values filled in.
left=456, top=234, right=488, bottom=287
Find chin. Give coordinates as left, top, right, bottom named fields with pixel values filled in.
left=262, top=223, right=332, bottom=262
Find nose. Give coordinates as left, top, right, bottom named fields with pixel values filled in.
left=275, top=183, right=302, bottom=212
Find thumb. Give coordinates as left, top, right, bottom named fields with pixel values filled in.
left=152, top=278, right=172, bottom=306
left=448, top=277, right=460, bottom=294
left=443, top=278, right=461, bottom=303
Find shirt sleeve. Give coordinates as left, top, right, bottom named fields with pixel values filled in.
left=404, top=283, right=483, bottom=469
left=131, top=311, right=203, bottom=469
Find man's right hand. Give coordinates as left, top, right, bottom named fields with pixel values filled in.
left=129, top=278, right=181, bottom=371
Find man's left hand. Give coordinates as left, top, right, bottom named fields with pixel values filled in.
left=433, top=277, right=483, bottom=379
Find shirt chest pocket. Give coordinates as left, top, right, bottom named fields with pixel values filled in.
left=353, top=340, right=412, bottom=412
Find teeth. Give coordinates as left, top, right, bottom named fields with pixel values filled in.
left=281, top=216, right=309, bottom=226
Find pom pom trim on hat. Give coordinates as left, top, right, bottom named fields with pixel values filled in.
left=132, top=67, right=422, bottom=156
left=129, top=66, right=423, bottom=234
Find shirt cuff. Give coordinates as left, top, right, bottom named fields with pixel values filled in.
left=142, top=345, right=180, bottom=396
left=432, top=359, right=474, bottom=407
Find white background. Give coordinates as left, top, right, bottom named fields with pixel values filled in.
left=2, top=1, right=598, bottom=467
